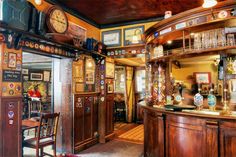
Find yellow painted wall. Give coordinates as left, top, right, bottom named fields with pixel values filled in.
left=172, top=63, right=218, bottom=89
left=101, top=21, right=158, bottom=48
left=27, top=0, right=100, bottom=40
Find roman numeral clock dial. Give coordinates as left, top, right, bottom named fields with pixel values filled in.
left=46, top=6, right=68, bottom=34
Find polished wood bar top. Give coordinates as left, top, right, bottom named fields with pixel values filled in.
left=139, top=100, right=236, bottom=120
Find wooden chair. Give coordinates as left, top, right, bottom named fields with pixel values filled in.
left=23, top=112, right=60, bottom=157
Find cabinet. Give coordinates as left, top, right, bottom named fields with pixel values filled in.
left=74, top=93, right=99, bottom=151
left=144, top=110, right=164, bottom=157
left=142, top=104, right=236, bottom=157
left=220, top=121, right=236, bottom=157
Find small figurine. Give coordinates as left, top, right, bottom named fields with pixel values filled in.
left=164, top=11, right=172, bottom=19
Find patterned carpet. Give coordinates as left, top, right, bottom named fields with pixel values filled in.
left=117, top=125, right=144, bottom=144
left=78, top=140, right=143, bottom=157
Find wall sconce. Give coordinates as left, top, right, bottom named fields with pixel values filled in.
left=202, top=0, right=217, bottom=8
left=35, top=0, right=43, bottom=6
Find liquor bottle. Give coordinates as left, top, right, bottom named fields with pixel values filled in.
left=218, top=58, right=224, bottom=80
left=207, top=87, right=216, bottom=111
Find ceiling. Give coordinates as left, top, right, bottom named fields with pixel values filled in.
left=49, top=0, right=225, bottom=28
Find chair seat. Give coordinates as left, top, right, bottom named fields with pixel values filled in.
left=24, top=137, right=54, bottom=148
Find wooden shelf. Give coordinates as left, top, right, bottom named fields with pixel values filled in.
left=145, top=1, right=236, bottom=45
left=106, top=44, right=145, bottom=50
left=0, top=22, right=106, bottom=59
left=75, top=92, right=101, bottom=95
left=148, top=45, right=236, bottom=63
left=148, top=17, right=235, bottom=45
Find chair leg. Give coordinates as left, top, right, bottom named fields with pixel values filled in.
left=40, top=147, right=44, bottom=157
left=53, top=143, right=56, bottom=157
left=36, top=148, right=39, bottom=157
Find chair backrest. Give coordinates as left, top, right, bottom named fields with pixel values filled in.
left=36, top=112, right=60, bottom=142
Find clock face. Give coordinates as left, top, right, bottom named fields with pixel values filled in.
left=47, top=6, right=68, bottom=34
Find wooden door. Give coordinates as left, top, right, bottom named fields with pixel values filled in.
left=74, top=95, right=84, bottom=145
left=144, top=110, right=165, bottom=157
left=106, top=94, right=114, bottom=136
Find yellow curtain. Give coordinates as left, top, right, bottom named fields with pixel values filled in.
left=125, top=67, right=135, bottom=122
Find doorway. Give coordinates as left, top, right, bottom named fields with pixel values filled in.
left=22, top=52, right=54, bottom=119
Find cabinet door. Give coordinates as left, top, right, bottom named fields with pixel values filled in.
left=106, top=94, right=114, bottom=135
left=74, top=96, right=84, bottom=145
left=220, top=121, right=236, bottom=157
left=166, top=116, right=206, bottom=157
left=84, top=96, right=93, bottom=140
left=144, top=110, right=164, bottom=157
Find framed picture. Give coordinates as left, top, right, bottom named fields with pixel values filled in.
left=43, top=71, right=50, bottom=82
left=102, top=29, right=121, bottom=47
left=107, top=83, right=114, bottom=93
left=30, top=73, right=43, bottom=81
left=73, top=60, right=84, bottom=83
left=22, top=69, right=29, bottom=75
left=75, top=83, right=84, bottom=92
left=124, top=26, right=144, bottom=46
left=193, top=72, right=211, bottom=84
left=23, top=75, right=29, bottom=81
left=106, top=62, right=115, bottom=78
left=8, top=52, right=17, bottom=68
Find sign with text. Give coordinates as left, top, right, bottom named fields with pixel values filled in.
left=3, top=70, right=21, bottom=82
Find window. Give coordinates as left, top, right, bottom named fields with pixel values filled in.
left=135, top=69, right=146, bottom=93
left=114, top=66, right=125, bottom=93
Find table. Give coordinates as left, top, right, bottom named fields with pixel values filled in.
left=22, top=119, right=39, bottom=131
left=22, top=119, right=40, bottom=156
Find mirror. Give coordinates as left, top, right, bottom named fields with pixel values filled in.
left=171, top=54, right=222, bottom=106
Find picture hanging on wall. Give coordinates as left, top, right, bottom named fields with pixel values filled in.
left=30, top=73, right=43, bottom=81
left=8, top=52, right=17, bottom=68
left=106, top=62, right=115, bottom=78
left=123, top=25, right=144, bottom=46
left=102, top=29, right=121, bottom=47
left=193, top=72, right=211, bottom=84
left=43, top=71, right=50, bottom=82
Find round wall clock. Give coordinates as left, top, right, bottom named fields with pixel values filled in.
left=46, top=6, right=68, bottom=34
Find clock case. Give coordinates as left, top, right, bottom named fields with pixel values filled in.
left=46, top=6, right=69, bottom=34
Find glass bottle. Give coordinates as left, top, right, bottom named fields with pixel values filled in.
left=218, top=57, right=224, bottom=80
left=208, top=87, right=216, bottom=111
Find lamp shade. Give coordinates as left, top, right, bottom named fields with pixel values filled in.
left=202, top=0, right=217, bottom=8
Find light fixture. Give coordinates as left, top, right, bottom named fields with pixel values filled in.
left=34, top=0, right=43, bottom=6
left=202, top=0, right=217, bottom=8
left=167, top=40, right=172, bottom=44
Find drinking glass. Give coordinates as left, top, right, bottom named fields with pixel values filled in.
left=217, top=28, right=226, bottom=47
left=209, top=29, right=217, bottom=48
left=227, top=34, right=235, bottom=46
left=202, top=31, right=210, bottom=49
left=194, top=33, right=202, bottom=50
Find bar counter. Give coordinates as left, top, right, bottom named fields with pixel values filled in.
left=140, top=101, right=236, bottom=157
